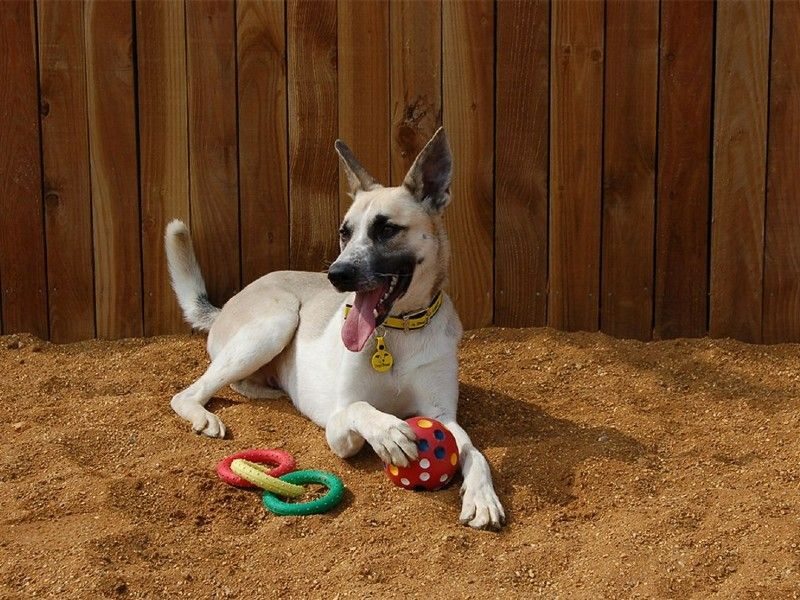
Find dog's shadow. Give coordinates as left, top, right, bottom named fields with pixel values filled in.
left=456, top=383, right=648, bottom=506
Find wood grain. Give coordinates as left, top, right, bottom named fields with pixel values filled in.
left=186, top=0, right=240, bottom=305
left=389, top=0, right=441, bottom=185
left=601, top=0, right=659, bottom=341
left=443, top=0, right=494, bottom=329
left=0, top=0, right=49, bottom=338
left=4, top=3, right=800, bottom=345
left=287, top=0, right=338, bottom=272
left=85, top=0, right=143, bottom=339
left=495, top=0, right=549, bottom=328
left=654, top=0, right=714, bottom=340
left=709, top=0, right=770, bottom=343
left=549, top=0, right=604, bottom=332
left=337, top=0, right=390, bottom=219
left=237, top=0, right=289, bottom=285
left=39, top=0, right=95, bottom=343
left=136, top=0, right=190, bottom=336
left=763, top=0, right=800, bottom=343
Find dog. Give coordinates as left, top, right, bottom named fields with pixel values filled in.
left=165, top=128, right=505, bottom=529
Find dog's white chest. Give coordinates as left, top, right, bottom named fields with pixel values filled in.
left=281, top=315, right=454, bottom=425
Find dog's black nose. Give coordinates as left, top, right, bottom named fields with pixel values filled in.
left=327, top=262, right=359, bottom=291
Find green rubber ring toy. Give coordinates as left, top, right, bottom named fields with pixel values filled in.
left=261, top=470, right=345, bottom=516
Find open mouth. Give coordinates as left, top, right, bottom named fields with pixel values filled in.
left=341, top=272, right=413, bottom=352
left=374, top=273, right=411, bottom=324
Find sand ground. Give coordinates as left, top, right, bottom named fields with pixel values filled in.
left=1, top=328, right=799, bottom=599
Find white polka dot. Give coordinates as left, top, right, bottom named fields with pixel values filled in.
left=419, top=458, right=430, bottom=469
left=400, top=478, right=410, bottom=486
left=439, top=474, right=449, bottom=482
left=419, top=472, right=430, bottom=482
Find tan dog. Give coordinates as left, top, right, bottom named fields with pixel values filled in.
left=165, top=128, right=504, bottom=529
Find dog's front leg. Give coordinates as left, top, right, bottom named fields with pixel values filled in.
left=441, top=419, right=506, bottom=529
left=410, top=364, right=506, bottom=530
left=326, top=402, right=419, bottom=466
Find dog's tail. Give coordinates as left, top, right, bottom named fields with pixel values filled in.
left=165, top=219, right=220, bottom=332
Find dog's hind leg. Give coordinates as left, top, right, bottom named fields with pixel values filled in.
left=170, top=309, right=299, bottom=437
left=229, top=379, right=284, bottom=400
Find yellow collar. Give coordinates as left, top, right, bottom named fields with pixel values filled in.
left=344, top=291, right=444, bottom=331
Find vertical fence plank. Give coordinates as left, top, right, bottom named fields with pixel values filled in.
left=338, top=0, right=389, bottom=219
left=443, top=0, right=494, bottom=329
left=287, top=0, right=338, bottom=272
left=0, top=1, right=49, bottom=338
left=186, top=0, right=239, bottom=306
left=137, top=0, right=190, bottom=336
left=549, top=0, right=604, bottom=332
left=601, top=0, right=658, bottom=341
left=763, top=0, right=800, bottom=343
left=389, top=0, right=441, bottom=186
left=495, top=0, right=549, bottom=328
left=38, top=0, right=95, bottom=343
left=85, top=0, right=142, bottom=339
left=654, top=0, right=713, bottom=340
left=238, top=0, right=289, bottom=285
left=709, top=0, right=770, bottom=343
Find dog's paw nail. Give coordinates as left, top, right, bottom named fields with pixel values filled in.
left=459, top=506, right=476, bottom=525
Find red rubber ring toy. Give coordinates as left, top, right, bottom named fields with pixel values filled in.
left=216, top=449, right=296, bottom=488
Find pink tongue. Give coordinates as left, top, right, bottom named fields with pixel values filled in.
left=342, top=285, right=386, bottom=352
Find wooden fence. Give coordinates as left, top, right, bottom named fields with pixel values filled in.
left=0, top=0, right=798, bottom=344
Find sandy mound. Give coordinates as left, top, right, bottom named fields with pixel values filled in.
left=1, top=328, right=799, bottom=598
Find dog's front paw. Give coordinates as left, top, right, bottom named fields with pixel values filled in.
left=364, top=415, right=419, bottom=467
left=460, top=482, right=505, bottom=530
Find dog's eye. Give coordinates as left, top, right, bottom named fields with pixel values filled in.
left=379, top=224, right=404, bottom=241
left=338, top=225, right=352, bottom=241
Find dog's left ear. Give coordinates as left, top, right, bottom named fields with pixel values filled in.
left=403, top=127, right=452, bottom=213
left=335, top=140, right=379, bottom=194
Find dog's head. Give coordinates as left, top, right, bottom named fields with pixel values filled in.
left=329, top=127, right=452, bottom=352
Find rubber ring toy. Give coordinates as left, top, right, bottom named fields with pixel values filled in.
left=261, top=470, right=345, bottom=516
left=217, top=449, right=296, bottom=488
left=230, top=459, right=306, bottom=498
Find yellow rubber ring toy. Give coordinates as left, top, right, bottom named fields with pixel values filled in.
left=230, top=459, right=305, bottom=498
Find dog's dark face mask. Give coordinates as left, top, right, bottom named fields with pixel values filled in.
left=328, top=213, right=418, bottom=347
left=329, top=128, right=452, bottom=352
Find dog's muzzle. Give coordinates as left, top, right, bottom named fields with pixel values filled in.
left=327, top=262, right=360, bottom=292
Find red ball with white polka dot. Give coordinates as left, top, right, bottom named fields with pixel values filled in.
left=385, top=417, right=459, bottom=491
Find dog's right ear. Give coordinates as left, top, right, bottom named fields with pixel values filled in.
left=335, top=140, right=379, bottom=195
left=403, top=127, right=452, bottom=213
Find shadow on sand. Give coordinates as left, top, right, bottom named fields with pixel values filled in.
left=456, top=382, right=649, bottom=506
